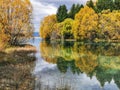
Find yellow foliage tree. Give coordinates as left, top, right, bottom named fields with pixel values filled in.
left=0, top=0, right=33, bottom=45
left=72, top=6, right=98, bottom=40
left=60, top=18, right=73, bottom=39
left=99, top=10, right=120, bottom=40
left=0, top=30, right=9, bottom=50
left=40, top=15, right=57, bottom=40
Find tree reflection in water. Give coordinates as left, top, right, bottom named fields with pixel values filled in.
left=40, top=41, right=120, bottom=89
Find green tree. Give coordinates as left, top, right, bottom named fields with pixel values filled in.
left=56, top=5, right=68, bottom=22
left=86, top=0, right=95, bottom=9
left=96, top=0, right=114, bottom=12
left=76, top=4, right=84, bottom=12
left=114, top=0, right=120, bottom=10
left=68, top=4, right=76, bottom=19
left=68, top=4, right=83, bottom=19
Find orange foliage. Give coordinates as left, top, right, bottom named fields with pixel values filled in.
left=40, top=15, right=57, bottom=39
left=0, top=0, right=33, bottom=45
left=0, top=30, right=9, bottom=50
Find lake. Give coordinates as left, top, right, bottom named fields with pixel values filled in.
left=32, top=38, right=120, bottom=90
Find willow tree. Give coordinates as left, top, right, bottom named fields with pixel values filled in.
left=0, top=0, right=33, bottom=45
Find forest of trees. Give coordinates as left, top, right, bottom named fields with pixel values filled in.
left=40, top=0, right=120, bottom=42
left=0, top=0, right=33, bottom=50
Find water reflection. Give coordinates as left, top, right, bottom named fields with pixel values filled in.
left=35, top=41, right=120, bottom=90
left=0, top=49, right=36, bottom=90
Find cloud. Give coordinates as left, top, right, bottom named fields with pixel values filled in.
left=37, top=0, right=88, bottom=9
left=30, top=0, right=89, bottom=32
left=30, top=0, right=57, bottom=32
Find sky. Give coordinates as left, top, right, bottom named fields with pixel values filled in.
left=30, top=0, right=89, bottom=32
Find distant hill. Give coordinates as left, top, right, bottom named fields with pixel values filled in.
left=33, top=32, right=39, bottom=37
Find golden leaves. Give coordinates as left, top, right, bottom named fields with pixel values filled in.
left=40, top=15, right=57, bottom=39
left=0, top=0, right=33, bottom=45
left=72, top=6, right=98, bottom=40
left=99, top=10, right=120, bottom=40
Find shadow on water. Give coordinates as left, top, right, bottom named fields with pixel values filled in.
left=34, top=40, right=120, bottom=90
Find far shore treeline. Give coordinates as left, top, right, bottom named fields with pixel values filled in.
left=40, top=0, right=120, bottom=42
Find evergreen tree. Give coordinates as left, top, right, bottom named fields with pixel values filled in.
left=96, top=0, right=104, bottom=12
left=86, top=0, right=94, bottom=9
left=105, top=0, right=114, bottom=10
left=76, top=4, right=84, bottom=13
left=114, top=0, right=120, bottom=10
left=96, top=0, right=114, bottom=12
left=68, top=4, right=76, bottom=19
left=56, top=5, right=68, bottom=22
left=68, top=4, right=83, bottom=19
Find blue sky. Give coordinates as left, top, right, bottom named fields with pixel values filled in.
left=30, top=0, right=89, bottom=32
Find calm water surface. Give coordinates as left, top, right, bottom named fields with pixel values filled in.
left=32, top=38, right=120, bottom=90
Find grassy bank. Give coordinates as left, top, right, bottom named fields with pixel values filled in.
left=0, top=44, right=36, bottom=65
left=0, top=44, right=37, bottom=90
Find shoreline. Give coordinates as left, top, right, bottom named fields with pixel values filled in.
left=0, top=44, right=36, bottom=90
left=42, top=38, right=120, bottom=43
left=0, top=44, right=37, bottom=65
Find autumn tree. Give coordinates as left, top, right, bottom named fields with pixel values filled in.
left=59, top=18, right=73, bottom=39
left=72, top=6, right=98, bottom=40
left=0, top=30, right=9, bottom=50
left=0, top=0, right=33, bottom=45
left=98, top=10, right=120, bottom=40
left=40, top=15, right=57, bottom=40
left=56, top=5, right=68, bottom=22
left=75, top=52, right=98, bottom=74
